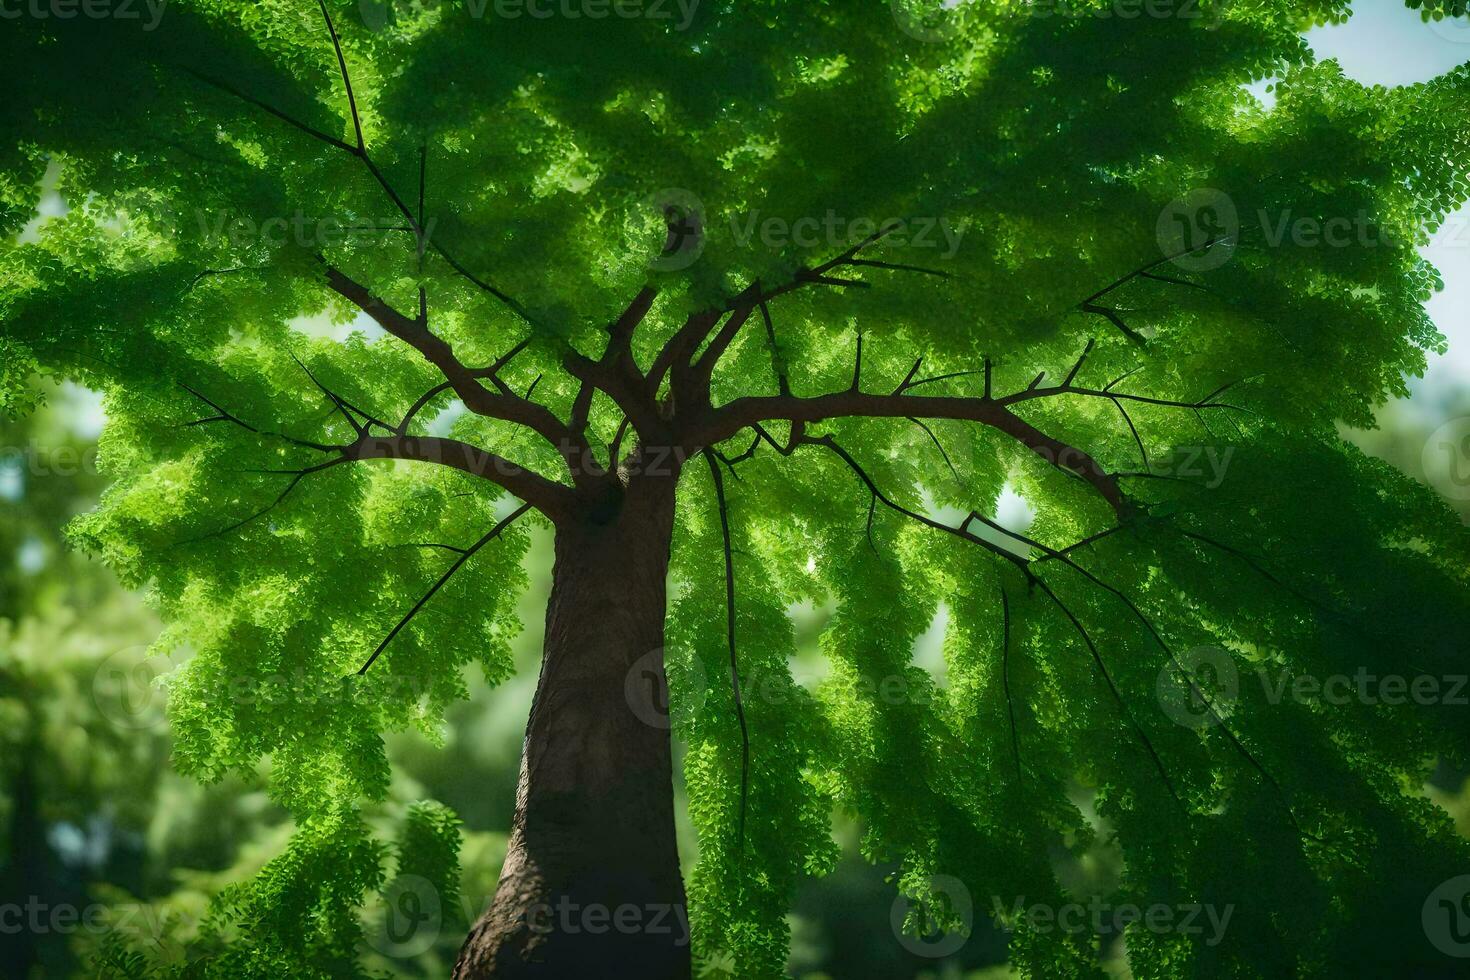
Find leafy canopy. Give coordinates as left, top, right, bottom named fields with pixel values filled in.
left=4, top=0, right=1470, bottom=976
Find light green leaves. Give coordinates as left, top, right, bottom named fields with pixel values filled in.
left=6, top=1, right=1470, bottom=976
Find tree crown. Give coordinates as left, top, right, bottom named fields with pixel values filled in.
left=5, top=1, right=1470, bottom=975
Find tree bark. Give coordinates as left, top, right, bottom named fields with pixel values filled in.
left=453, top=474, right=690, bottom=979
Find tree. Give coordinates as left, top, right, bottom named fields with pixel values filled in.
left=4, top=1, right=1470, bottom=976
left=0, top=389, right=163, bottom=979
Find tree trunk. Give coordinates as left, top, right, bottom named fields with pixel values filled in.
left=453, top=475, right=690, bottom=979
left=0, top=733, right=43, bottom=978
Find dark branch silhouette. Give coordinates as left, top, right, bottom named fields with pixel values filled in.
left=705, top=452, right=751, bottom=854
left=357, top=502, right=533, bottom=674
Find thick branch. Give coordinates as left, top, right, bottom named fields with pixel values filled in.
left=348, top=435, right=574, bottom=517
left=322, top=265, right=600, bottom=486
left=642, top=225, right=913, bottom=415
left=181, top=383, right=575, bottom=520
left=693, top=390, right=1128, bottom=516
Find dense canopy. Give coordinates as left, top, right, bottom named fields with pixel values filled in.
left=5, top=0, right=1470, bottom=976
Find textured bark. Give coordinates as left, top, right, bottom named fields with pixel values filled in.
left=453, top=474, right=690, bottom=979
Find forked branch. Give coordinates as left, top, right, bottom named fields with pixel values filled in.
left=180, top=382, right=575, bottom=520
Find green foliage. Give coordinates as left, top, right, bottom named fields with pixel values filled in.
left=4, top=1, right=1470, bottom=977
